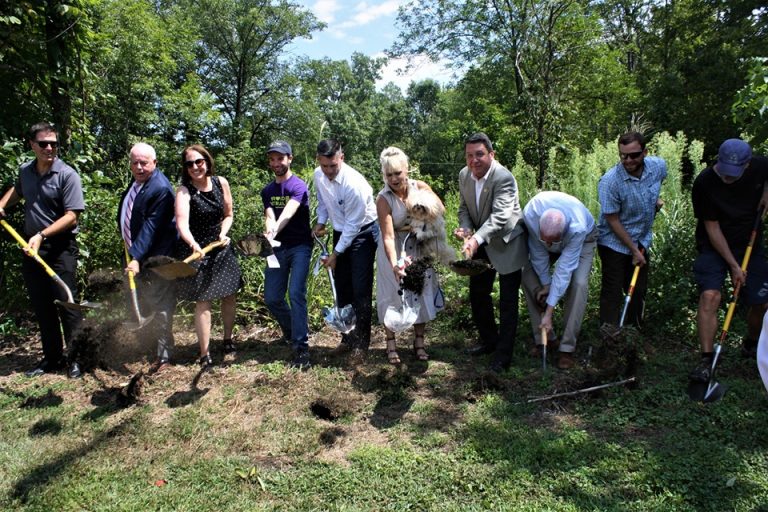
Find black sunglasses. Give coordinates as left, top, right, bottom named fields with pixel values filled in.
left=184, top=158, right=206, bottom=169
left=35, top=140, right=58, bottom=149
left=620, top=150, right=643, bottom=160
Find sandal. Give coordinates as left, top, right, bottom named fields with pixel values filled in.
left=386, top=337, right=401, bottom=365
left=413, top=335, right=428, bottom=361
left=199, top=353, right=213, bottom=368
left=223, top=339, right=236, bottom=354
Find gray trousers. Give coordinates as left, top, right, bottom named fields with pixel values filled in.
left=522, top=237, right=596, bottom=353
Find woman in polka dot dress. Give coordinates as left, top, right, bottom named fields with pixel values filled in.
left=175, top=145, right=242, bottom=367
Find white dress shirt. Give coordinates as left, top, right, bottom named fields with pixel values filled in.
left=314, top=162, right=376, bottom=254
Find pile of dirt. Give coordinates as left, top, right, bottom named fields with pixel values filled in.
left=402, top=256, right=434, bottom=294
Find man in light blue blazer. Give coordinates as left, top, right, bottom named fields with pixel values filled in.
left=454, top=132, right=528, bottom=372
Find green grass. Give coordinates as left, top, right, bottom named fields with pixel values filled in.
left=1, top=321, right=768, bottom=511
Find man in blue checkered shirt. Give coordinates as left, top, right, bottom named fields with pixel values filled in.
left=597, top=132, right=667, bottom=331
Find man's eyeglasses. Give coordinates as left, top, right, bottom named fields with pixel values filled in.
left=620, top=150, right=643, bottom=161
left=35, top=140, right=58, bottom=149
left=184, top=158, right=206, bottom=169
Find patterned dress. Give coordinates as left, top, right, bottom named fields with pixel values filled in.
left=177, top=176, right=242, bottom=301
left=376, top=179, right=443, bottom=325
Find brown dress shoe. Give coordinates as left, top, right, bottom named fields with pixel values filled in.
left=557, top=351, right=576, bottom=370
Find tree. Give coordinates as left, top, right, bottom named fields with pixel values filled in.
left=392, top=0, right=630, bottom=186
left=183, top=0, right=322, bottom=146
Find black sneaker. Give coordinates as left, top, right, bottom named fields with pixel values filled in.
left=290, top=350, right=311, bottom=370
left=741, top=338, right=758, bottom=359
left=688, top=360, right=712, bottom=383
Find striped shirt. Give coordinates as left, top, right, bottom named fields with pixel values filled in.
left=597, top=156, right=667, bottom=254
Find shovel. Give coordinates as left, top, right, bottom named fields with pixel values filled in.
left=123, top=247, right=155, bottom=332
left=0, top=219, right=100, bottom=311
left=149, top=240, right=224, bottom=280
left=313, top=233, right=356, bottom=334
left=541, top=327, right=548, bottom=371
left=619, top=252, right=643, bottom=328
left=384, top=233, right=421, bottom=332
left=449, top=234, right=492, bottom=276
left=688, top=208, right=763, bottom=403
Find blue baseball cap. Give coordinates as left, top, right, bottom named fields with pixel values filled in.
left=266, top=140, right=292, bottom=155
left=717, top=139, right=752, bottom=177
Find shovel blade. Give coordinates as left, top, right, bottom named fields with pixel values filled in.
left=687, top=379, right=728, bottom=403
left=384, top=302, right=420, bottom=333
left=323, top=305, right=356, bottom=334
left=703, top=382, right=727, bottom=403
left=55, top=299, right=102, bottom=311
left=150, top=261, right=197, bottom=280
left=124, top=312, right=156, bottom=332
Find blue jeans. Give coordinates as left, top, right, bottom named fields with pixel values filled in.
left=264, top=243, right=312, bottom=352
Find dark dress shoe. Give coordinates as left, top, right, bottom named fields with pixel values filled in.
left=557, top=351, right=576, bottom=370
left=68, top=361, right=82, bottom=379
left=149, top=358, right=171, bottom=374
left=488, top=359, right=511, bottom=373
left=25, top=358, right=64, bottom=377
left=466, top=344, right=495, bottom=356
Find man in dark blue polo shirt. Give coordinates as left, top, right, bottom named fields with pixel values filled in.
left=0, top=122, right=85, bottom=378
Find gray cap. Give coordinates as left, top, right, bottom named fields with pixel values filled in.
left=266, top=140, right=292, bottom=155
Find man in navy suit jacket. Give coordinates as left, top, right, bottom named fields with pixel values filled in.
left=118, top=142, right=177, bottom=372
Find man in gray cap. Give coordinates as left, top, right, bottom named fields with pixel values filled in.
left=689, top=139, right=768, bottom=382
left=261, top=140, right=314, bottom=369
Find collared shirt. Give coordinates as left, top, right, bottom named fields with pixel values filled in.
left=597, top=156, right=667, bottom=254
left=121, top=181, right=144, bottom=246
left=523, top=191, right=596, bottom=307
left=15, top=158, right=85, bottom=237
left=314, top=162, right=377, bottom=254
left=470, top=170, right=490, bottom=245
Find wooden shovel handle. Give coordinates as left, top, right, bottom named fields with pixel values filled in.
left=183, top=240, right=225, bottom=263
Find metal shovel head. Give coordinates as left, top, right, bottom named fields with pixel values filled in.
left=322, top=305, right=356, bottom=334
left=150, top=260, right=198, bottom=280
left=124, top=311, right=156, bottom=332
left=54, top=299, right=103, bottom=311
left=384, top=300, right=421, bottom=333
left=449, top=259, right=491, bottom=277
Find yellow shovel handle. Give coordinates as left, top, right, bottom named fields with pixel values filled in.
left=183, top=240, right=225, bottom=263
left=1, top=219, right=75, bottom=303
left=0, top=219, right=57, bottom=277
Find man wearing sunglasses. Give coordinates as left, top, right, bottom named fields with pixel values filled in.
left=0, top=122, right=85, bottom=378
left=118, top=142, right=177, bottom=373
left=597, top=132, right=667, bottom=335
left=690, top=139, right=768, bottom=383
left=521, top=191, right=597, bottom=370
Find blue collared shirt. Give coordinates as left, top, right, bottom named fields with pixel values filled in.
left=523, top=191, right=596, bottom=307
left=597, top=156, right=667, bottom=254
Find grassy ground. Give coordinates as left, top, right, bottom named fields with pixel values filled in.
left=1, top=304, right=768, bottom=512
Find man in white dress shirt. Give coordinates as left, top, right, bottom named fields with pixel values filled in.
left=522, top=191, right=597, bottom=370
left=313, top=139, right=379, bottom=363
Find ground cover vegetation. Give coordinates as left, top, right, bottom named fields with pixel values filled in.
left=1, top=0, right=768, bottom=509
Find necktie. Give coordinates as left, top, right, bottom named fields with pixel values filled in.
left=122, top=183, right=140, bottom=246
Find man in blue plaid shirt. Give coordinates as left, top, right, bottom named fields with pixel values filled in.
left=597, top=132, right=667, bottom=331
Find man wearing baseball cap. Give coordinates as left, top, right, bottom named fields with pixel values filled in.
left=261, top=140, right=314, bottom=369
left=689, top=139, right=768, bottom=383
